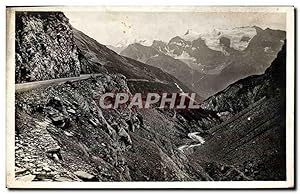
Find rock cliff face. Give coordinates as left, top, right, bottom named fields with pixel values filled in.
left=14, top=12, right=286, bottom=182
left=15, top=12, right=81, bottom=83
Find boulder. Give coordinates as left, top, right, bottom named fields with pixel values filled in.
left=74, top=171, right=96, bottom=181
left=118, top=128, right=132, bottom=145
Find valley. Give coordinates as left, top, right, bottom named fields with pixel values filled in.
left=14, top=11, right=287, bottom=182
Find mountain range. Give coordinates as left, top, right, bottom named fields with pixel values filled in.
left=119, top=26, right=285, bottom=98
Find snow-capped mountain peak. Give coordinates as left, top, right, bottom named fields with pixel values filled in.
left=115, top=38, right=152, bottom=48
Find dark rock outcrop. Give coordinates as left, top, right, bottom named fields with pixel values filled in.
left=219, top=36, right=231, bottom=48
left=15, top=12, right=81, bottom=83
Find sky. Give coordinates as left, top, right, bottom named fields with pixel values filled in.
left=64, top=11, right=286, bottom=47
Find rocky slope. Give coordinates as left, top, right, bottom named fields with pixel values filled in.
left=195, top=42, right=286, bottom=180
left=15, top=12, right=81, bottom=83
left=201, top=42, right=286, bottom=116
left=15, top=68, right=220, bottom=182
left=191, top=96, right=286, bottom=180
left=14, top=12, right=286, bottom=182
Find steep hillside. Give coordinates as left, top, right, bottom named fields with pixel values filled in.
left=192, top=96, right=286, bottom=180
left=72, top=28, right=195, bottom=96
left=193, top=42, right=286, bottom=180
left=146, top=54, right=196, bottom=91
left=201, top=42, right=286, bottom=115
left=15, top=12, right=81, bottom=83
left=15, top=69, right=220, bottom=182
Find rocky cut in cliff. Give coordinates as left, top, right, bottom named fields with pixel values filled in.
left=15, top=12, right=81, bottom=83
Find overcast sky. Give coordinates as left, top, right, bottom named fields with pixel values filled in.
left=64, top=11, right=286, bottom=46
